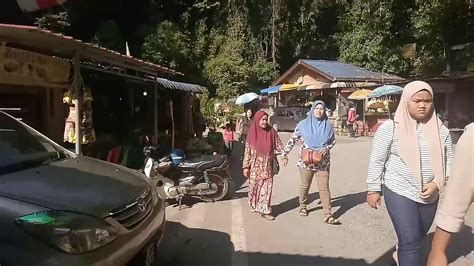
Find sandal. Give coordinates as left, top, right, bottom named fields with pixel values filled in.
left=250, top=208, right=257, bottom=213
left=299, top=208, right=308, bottom=216
left=261, top=214, right=275, bottom=221
left=323, top=215, right=341, bottom=225
left=391, top=250, right=398, bottom=266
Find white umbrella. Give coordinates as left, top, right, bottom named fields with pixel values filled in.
left=235, top=93, right=259, bottom=105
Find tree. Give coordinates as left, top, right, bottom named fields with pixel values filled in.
left=35, top=11, right=70, bottom=33
left=203, top=14, right=276, bottom=99
left=411, top=0, right=474, bottom=76
left=338, top=0, right=411, bottom=76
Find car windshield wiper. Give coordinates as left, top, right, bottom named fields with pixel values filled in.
left=0, top=151, right=65, bottom=175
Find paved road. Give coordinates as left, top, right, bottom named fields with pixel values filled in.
left=156, top=134, right=473, bottom=266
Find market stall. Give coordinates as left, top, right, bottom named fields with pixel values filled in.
left=365, top=85, right=403, bottom=135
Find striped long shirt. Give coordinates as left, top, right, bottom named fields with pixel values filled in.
left=367, top=120, right=454, bottom=204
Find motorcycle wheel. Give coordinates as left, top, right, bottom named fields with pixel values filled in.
left=200, top=173, right=230, bottom=202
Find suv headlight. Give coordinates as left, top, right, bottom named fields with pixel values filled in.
left=16, top=211, right=118, bottom=254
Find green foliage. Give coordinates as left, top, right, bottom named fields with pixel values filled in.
left=31, top=0, right=473, bottom=93
left=203, top=15, right=277, bottom=99
left=338, top=0, right=411, bottom=76
left=142, top=21, right=190, bottom=69
left=92, top=20, right=125, bottom=52
left=35, top=11, right=70, bottom=33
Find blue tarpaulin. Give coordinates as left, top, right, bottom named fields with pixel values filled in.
left=260, top=85, right=281, bottom=95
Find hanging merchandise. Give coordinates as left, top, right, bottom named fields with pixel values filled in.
left=63, top=77, right=96, bottom=144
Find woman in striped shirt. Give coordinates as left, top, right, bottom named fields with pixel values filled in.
left=366, top=81, right=454, bottom=266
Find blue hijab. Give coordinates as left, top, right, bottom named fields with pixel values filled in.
left=297, top=100, right=334, bottom=150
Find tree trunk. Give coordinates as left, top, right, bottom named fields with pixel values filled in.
left=271, top=0, right=278, bottom=68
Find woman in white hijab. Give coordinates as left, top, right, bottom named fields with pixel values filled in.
left=366, top=81, right=454, bottom=265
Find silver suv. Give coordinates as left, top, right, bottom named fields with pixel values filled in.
left=0, top=112, right=165, bottom=266
left=270, top=107, right=309, bottom=131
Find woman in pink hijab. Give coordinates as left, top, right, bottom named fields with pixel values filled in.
left=366, top=81, right=454, bottom=265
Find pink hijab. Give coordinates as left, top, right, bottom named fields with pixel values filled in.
left=394, top=81, right=445, bottom=188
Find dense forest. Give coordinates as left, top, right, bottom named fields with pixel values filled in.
left=11, top=0, right=474, bottom=98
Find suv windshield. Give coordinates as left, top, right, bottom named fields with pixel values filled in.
left=0, top=113, right=66, bottom=175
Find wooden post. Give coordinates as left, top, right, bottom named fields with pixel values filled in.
left=154, top=80, right=158, bottom=144
left=170, top=100, right=175, bottom=149
left=73, top=52, right=82, bottom=155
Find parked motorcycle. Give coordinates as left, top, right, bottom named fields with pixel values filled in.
left=142, top=146, right=233, bottom=208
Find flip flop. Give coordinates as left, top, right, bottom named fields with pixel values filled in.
left=261, top=214, right=275, bottom=221
left=323, top=215, right=341, bottom=225
left=299, top=208, right=308, bottom=216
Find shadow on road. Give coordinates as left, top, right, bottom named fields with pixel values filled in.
left=372, top=225, right=474, bottom=266
left=228, top=141, right=247, bottom=190
left=156, top=221, right=366, bottom=266
left=273, top=192, right=320, bottom=217
left=156, top=221, right=473, bottom=266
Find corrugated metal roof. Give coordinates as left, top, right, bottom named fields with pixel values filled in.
left=301, top=60, right=404, bottom=82
left=0, top=24, right=181, bottom=76
left=155, top=78, right=203, bottom=93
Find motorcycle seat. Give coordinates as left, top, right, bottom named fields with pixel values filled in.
left=177, top=155, right=227, bottom=171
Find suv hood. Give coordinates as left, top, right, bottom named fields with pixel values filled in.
left=0, top=157, right=149, bottom=218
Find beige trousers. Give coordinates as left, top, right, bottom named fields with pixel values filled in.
left=299, top=168, right=332, bottom=217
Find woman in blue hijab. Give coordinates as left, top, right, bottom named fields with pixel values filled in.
left=282, top=100, right=339, bottom=224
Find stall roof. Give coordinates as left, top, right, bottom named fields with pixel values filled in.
left=301, top=60, right=403, bottom=81
left=0, top=24, right=182, bottom=76
left=155, top=77, right=203, bottom=93
left=275, top=59, right=404, bottom=85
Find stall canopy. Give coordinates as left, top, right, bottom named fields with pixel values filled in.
left=0, top=24, right=181, bottom=77
left=321, top=81, right=378, bottom=89
left=260, top=85, right=281, bottom=94
left=369, top=85, right=403, bottom=98
left=260, top=83, right=302, bottom=94
left=348, top=89, right=372, bottom=100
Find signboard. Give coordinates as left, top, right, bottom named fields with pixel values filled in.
left=402, top=43, right=416, bottom=59
left=0, top=46, right=70, bottom=88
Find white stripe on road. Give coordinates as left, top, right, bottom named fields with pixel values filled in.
left=231, top=198, right=249, bottom=266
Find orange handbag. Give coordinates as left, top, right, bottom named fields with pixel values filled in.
left=302, top=149, right=324, bottom=165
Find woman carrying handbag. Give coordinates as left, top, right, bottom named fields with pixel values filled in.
left=243, top=110, right=284, bottom=221
left=282, top=100, right=339, bottom=224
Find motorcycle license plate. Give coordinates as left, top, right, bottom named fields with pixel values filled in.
left=144, top=158, right=153, bottom=178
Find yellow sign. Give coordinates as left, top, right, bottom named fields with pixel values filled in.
left=0, top=46, right=70, bottom=88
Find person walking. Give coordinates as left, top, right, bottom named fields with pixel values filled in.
left=237, top=109, right=254, bottom=143
left=242, top=110, right=283, bottom=221
left=282, top=100, right=339, bottom=224
left=223, top=122, right=235, bottom=156
left=366, top=81, right=454, bottom=266
left=347, top=102, right=357, bottom=138
left=340, top=102, right=349, bottom=133
left=428, top=123, right=473, bottom=266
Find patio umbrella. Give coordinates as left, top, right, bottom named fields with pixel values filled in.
left=369, top=85, right=403, bottom=98
left=235, top=92, right=259, bottom=105
left=348, top=89, right=372, bottom=100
